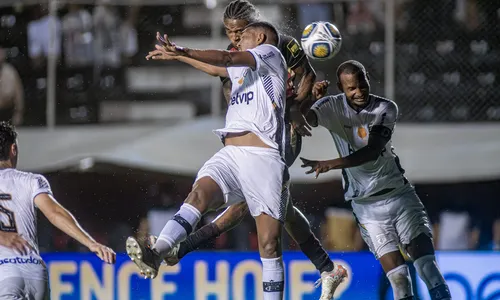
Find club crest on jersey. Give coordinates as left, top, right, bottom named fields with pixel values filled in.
left=357, top=126, right=368, bottom=139
left=231, top=91, right=254, bottom=105
left=236, top=69, right=250, bottom=85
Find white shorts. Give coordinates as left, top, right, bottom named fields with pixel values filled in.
left=351, top=185, right=433, bottom=259
left=0, top=277, right=49, bottom=300
left=196, top=146, right=289, bottom=222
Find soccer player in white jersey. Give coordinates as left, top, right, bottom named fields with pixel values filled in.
left=299, top=61, right=452, bottom=300
left=144, top=2, right=347, bottom=298
left=127, top=22, right=300, bottom=300
left=0, top=121, right=116, bottom=300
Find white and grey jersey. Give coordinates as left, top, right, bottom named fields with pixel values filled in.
left=0, top=168, right=50, bottom=281
left=311, top=93, right=408, bottom=202
left=213, top=44, right=288, bottom=157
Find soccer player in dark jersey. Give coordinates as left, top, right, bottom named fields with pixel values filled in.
left=145, top=0, right=346, bottom=298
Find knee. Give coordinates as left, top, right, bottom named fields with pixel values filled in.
left=185, top=187, right=223, bottom=213
left=258, top=231, right=281, bottom=258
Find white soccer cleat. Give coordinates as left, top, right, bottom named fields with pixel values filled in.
left=315, top=264, right=348, bottom=300
left=126, top=236, right=161, bottom=279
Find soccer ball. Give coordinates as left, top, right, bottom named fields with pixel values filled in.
left=301, top=21, right=342, bottom=61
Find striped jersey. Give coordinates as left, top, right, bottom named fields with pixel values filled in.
left=214, top=44, right=288, bottom=157
left=310, top=93, right=409, bottom=202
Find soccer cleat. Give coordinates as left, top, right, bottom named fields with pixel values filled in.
left=315, top=264, right=348, bottom=300
left=164, top=243, right=180, bottom=266
left=126, top=236, right=161, bottom=279
left=147, top=234, right=181, bottom=266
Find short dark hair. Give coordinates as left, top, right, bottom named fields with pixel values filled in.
left=244, top=21, right=280, bottom=46
left=223, top=0, right=259, bottom=23
left=336, top=60, right=367, bottom=80
left=0, top=121, right=17, bottom=161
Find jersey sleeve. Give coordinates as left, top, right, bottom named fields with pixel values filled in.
left=369, top=101, right=399, bottom=138
left=31, top=174, right=52, bottom=200
left=246, top=44, right=284, bottom=75
left=279, top=35, right=306, bottom=70
left=310, top=96, right=336, bottom=129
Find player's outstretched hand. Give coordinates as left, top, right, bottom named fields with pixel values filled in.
left=146, top=45, right=178, bottom=61
left=89, top=242, right=116, bottom=264
left=300, top=157, right=334, bottom=178
left=312, top=80, right=330, bottom=100
left=0, top=232, right=35, bottom=256
left=156, top=32, right=186, bottom=56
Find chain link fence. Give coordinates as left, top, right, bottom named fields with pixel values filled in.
left=393, top=0, right=500, bottom=122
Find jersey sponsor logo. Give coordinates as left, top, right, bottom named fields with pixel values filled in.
left=260, top=51, right=275, bottom=60
left=0, top=257, right=42, bottom=266
left=286, top=39, right=301, bottom=58
left=230, top=91, right=254, bottom=106
left=37, top=177, right=49, bottom=190
left=0, top=194, right=12, bottom=200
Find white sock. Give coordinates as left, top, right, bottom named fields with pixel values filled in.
left=387, top=264, right=414, bottom=300
left=154, top=204, right=202, bottom=259
left=413, top=255, right=451, bottom=300
left=261, top=257, right=284, bottom=300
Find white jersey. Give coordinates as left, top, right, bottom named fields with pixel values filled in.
left=311, top=93, right=409, bottom=202
left=0, top=168, right=50, bottom=281
left=214, top=44, right=288, bottom=157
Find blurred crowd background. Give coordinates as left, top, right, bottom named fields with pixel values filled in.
left=0, top=0, right=499, bottom=259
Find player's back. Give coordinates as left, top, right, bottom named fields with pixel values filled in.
left=0, top=168, right=48, bottom=281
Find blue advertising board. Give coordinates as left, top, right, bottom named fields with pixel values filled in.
left=41, top=251, right=499, bottom=300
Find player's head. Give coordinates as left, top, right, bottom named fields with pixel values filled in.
left=237, top=21, right=279, bottom=51
left=336, top=60, right=370, bottom=108
left=0, top=121, right=18, bottom=168
left=223, top=0, right=260, bottom=47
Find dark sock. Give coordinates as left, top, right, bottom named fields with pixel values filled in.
left=400, top=296, right=415, bottom=300
left=430, top=284, right=451, bottom=300
left=177, top=223, right=221, bottom=259
left=299, top=234, right=334, bottom=273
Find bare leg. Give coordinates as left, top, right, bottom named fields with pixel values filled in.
left=255, top=213, right=284, bottom=300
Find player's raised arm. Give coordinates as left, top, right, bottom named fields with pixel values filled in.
left=146, top=33, right=229, bottom=78
left=34, top=186, right=116, bottom=264
left=159, top=22, right=280, bottom=71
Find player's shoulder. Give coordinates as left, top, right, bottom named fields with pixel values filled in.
left=314, top=93, right=344, bottom=109
left=1, top=169, right=42, bottom=183
left=369, top=94, right=398, bottom=113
